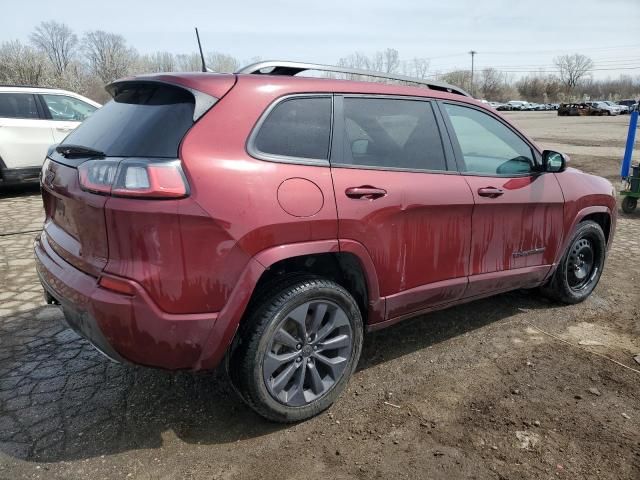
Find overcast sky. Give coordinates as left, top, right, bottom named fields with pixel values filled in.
left=2, top=0, right=639, bottom=79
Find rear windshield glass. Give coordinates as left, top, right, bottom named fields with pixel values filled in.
left=60, top=84, right=195, bottom=158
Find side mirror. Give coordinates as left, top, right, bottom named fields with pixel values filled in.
left=352, top=139, right=369, bottom=155
left=542, top=150, right=568, bottom=173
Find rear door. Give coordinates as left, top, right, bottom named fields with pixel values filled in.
left=330, top=95, right=474, bottom=321
left=440, top=101, right=564, bottom=297
left=0, top=92, right=54, bottom=169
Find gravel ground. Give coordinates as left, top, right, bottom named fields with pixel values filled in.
left=0, top=111, right=638, bottom=479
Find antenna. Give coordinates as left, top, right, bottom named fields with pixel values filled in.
left=195, top=27, right=207, bottom=73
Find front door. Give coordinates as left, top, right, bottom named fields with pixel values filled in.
left=330, top=96, right=474, bottom=321
left=440, top=102, right=564, bottom=297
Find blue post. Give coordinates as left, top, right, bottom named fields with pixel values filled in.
left=621, top=110, right=638, bottom=179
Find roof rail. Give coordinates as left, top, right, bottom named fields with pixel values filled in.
left=235, top=60, right=470, bottom=97
left=0, top=84, right=53, bottom=89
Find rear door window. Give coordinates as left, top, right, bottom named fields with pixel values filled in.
left=336, top=97, right=447, bottom=171
left=59, top=83, right=195, bottom=158
left=253, top=96, right=332, bottom=161
left=41, top=94, right=97, bottom=122
left=0, top=93, right=40, bottom=119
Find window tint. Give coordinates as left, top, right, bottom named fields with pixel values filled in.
left=0, top=93, right=39, bottom=119
left=60, top=84, right=195, bottom=158
left=339, top=98, right=446, bottom=171
left=42, top=94, right=97, bottom=122
left=444, top=103, right=534, bottom=175
left=254, top=97, right=331, bottom=160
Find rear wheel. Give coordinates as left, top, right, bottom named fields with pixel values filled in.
left=540, top=221, right=606, bottom=304
left=230, top=277, right=363, bottom=422
left=621, top=196, right=637, bottom=214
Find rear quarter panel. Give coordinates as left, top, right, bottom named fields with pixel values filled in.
left=177, top=77, right=339, bottom=313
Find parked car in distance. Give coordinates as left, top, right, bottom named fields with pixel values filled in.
left=606, top=101, right=629, bottom=114
left=558, top=102, right=602, bottom=116
left=507, top=100, right=528, bottom=110
left=0, top=86, right=100, bottom=185
left=618, top=99, right=638, bottom=112
left=488, top=101, right=501, bottom=109
left=586, top=101, right=620, bottom=116
left=496, top=103, right=512, bottom=111
left=35, top=61, right=617, bottom=422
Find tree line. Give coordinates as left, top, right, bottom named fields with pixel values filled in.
left=0, top=21, right=638, bottom=104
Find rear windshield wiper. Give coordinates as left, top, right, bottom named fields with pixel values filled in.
left=55, top=144, right=106, bottom=158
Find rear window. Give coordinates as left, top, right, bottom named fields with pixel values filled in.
left=60, top=84, right=195, bottom=158
left=0, top=92, right=39, bottom=119
left=253, top=96, right=332, bottom=161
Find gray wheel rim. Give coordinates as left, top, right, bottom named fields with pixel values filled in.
left=262, top=300, right=353, bottom=407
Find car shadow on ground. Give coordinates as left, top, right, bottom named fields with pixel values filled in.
left=0, top=290, right=555, bottom=463
left=0, top=182, right=40, bottom=199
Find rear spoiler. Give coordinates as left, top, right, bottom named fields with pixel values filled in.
left=105, top=79, right=218, bottom=122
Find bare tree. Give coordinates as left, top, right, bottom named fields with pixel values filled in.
left=206, top=52, right=239, bottom=73
left=30, top=21, right=78, bottom=77
left=554, top=53, right=593, bottom=92
left=139, top=51, right=176, bottom=73
left=0, top=41, right=50, bottom=85
left=83, top=31, right=135, bottom=83
left=479, top=68, right=508, bottom=100
left=440, top=70, right=471, bottom=91
left=175, top=53, right=202, bottom=72
left=411, top=58, right=430, bottom=79
left=382, top=48, right=400, bottom=73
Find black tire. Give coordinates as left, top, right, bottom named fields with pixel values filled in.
left=230, top=277, right=363, bottom=422
left=540, top=220, right=606, bottom=304
left=621, top=196, right=637, bottom=214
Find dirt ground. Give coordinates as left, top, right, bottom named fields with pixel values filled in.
left=0, top=111, right=638, bottom=480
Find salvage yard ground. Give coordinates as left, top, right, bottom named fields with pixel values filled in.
left=0, top=111, right=638, bottom=479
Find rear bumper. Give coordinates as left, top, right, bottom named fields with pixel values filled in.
left=34, top=231, right=220, bottom=370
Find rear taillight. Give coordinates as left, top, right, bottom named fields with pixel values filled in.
left=78, top=159, right=188, bottom=198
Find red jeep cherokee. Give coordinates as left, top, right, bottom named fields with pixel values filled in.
left=35, top=61, right=616, bottom=422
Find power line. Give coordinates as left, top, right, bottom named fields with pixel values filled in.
left=479, top=58, right=640, bottom=69
left=479, top=43, right=640, bottom=55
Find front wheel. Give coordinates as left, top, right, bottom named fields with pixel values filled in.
left=621, top=196, right=637, bottom=214
left=540, top=220, right=606, bottom=304
left=230, top=277, right=363, bottom=422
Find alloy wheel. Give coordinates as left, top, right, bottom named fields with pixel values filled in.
left=262, top=300, right=353, bottom=407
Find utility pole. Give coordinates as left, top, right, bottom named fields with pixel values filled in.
left=469, top=50, right=477, bottom=97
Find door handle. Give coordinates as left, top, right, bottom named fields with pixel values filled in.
left=56, top=127, right=73, bottom=132
left=477, top=187, right=504, bottom=198
left=345, top=186, right=387, bottom=199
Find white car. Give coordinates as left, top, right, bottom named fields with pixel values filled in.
left=0, top=86, right=100, bottom=184
left=586, top=101, right=620, bottom=116
left=604, top=101, right=629, bottom=114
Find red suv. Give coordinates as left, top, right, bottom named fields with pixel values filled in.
left=35, top=61, right=616, bottom=422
